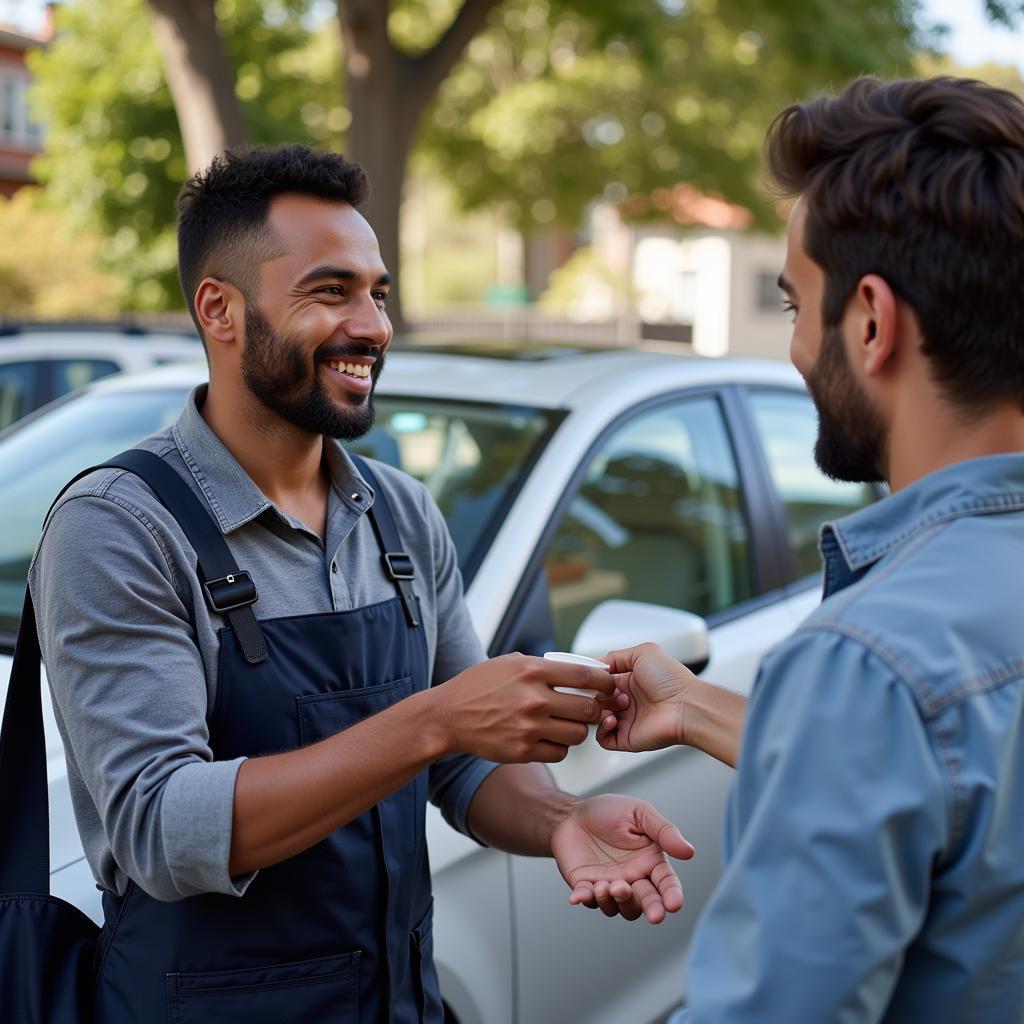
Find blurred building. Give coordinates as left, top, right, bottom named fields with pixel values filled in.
left=0, top=9, right=53, bottom=197
left=593, top=188, right=792, bottom=361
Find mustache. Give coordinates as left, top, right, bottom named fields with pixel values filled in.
left=315, top=343, right=382, bottom=362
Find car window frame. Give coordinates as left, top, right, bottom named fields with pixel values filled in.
left=490, top=384, right=794, bottom=656
left=735, top=383, right=887, bottom=589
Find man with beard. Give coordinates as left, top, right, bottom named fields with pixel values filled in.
left=592, top=76, right=1024, bottom=1021
left=25, top=145, right=693, bottom=1023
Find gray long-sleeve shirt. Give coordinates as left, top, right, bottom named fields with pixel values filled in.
left=28, top=386, right=497, bottom=902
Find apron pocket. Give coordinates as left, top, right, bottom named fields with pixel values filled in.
left=166, top=950, right=359, bottom=1024
left=411, top=902, right=444, bottom=1022
left=297, top=676, right=414, bottom=746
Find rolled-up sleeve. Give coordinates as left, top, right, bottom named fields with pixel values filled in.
left=30, top=493, right=255, bottom=901
left=419, top=485, right=499, bottom=836
left=684, top=630, right=951, bottom=1022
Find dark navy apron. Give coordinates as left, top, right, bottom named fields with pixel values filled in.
left=76, top=449, right=443, bottom=1023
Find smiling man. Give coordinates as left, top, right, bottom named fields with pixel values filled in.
left=595, top=77, right=1024, bottom=1020
left=27, top=145, right=692, bottom=1023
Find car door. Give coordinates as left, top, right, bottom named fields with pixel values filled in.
left=500, top=389, right=799, bottom=1024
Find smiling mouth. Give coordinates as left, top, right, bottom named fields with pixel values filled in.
left=321, top=359, right=373, bottom=380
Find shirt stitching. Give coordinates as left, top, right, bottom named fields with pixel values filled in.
left=841, top=492, right=1024, bottom=567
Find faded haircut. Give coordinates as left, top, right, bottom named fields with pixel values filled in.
left=175, top=144, right=369, bottom=344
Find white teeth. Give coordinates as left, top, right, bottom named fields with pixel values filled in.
left=325, top=360, right=371, bottom=378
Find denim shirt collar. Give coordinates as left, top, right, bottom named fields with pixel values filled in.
left=820, top=453, right=1024, bottom=597
left=170, top=385, right=373, bottom=535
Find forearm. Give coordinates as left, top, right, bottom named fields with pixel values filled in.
left=683, top=680, right=747, bottom=768
left=465, top=763, right=578, bottom=856
left=230, top=686, right=447, bottom=874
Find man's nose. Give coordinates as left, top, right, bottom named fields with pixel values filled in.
left=347, top=293, right=391, bottom=349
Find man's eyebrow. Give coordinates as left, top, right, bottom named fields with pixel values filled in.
left=777, top=273, right=797, bottom=297
left=295, top=266, right=392, bottom=289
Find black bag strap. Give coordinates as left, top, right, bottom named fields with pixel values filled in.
left=349, top=454, right=420, bottom=628
left=0, top=448, right=268, bottom=894
left=0, top=588, right=50, bottom=893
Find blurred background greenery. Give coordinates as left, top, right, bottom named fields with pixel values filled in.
left=0, top=0, right=1021, bottom=339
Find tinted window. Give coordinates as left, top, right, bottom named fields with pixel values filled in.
left=52, top=359, right=122, bottom=397
left=0, top=389, right=189, bottom=635
left=749, top=389, right=876, bottom=578
left=350, top=400, right=556, bottom=579
left=0, top=391, right=556, bottom=637
left=0, top=361, right=38, bottom=430
left=542, top=395, right=753, bottom=650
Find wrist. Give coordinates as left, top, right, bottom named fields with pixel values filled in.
left=410, top=685, right=457, bottom=760
left=541, top=790, right=582, bottom=853
left=675, top=677, right=714, bottom=749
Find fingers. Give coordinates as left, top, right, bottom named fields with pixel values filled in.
left=531, top=740, right=571, bottom=764
left=568, top=878, right=674, bottom=924
left=651, top=860, right=684, bottom=915
left=636, top=803, right=695, bottom=861
left=538, top=717, right=591, bottom=748
left=534, top=657, right=615, bottom=697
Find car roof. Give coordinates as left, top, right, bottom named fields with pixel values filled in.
left=87, top=342, right=802, bottom=410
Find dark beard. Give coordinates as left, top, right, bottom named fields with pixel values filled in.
left=240, top=304, right=383, bottom=440
left=806, top=324, right=886, bottom=484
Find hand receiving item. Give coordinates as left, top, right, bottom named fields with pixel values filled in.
left=550, top=793, right=695, bottom=924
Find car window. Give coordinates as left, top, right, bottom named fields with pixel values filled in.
left=0, top=388, right=189, bottom=637
left=0, top=391, right=556, bottom=639
left=541, top=395, right=754, bottom=650
left=748, top=389, right=876, bottom=578
left=349, top=400, right=557, bottom=580
left=52, top=358, right=122, bottom=397
left=0, top=360, right=39, bottom=431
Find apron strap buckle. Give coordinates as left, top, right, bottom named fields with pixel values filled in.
left=204, top=571, right=259, bottom=613
left=382, top=553, right=419, bottom=628
left=382, top=552, right=415, bottom=582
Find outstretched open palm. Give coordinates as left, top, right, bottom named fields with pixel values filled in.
left=550, top=794, right=694, bottom=924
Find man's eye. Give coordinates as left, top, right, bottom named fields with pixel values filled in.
left=318, top=286, right=344, bottom=297
left=372, top=291, right=389, bottom=304
left=782, top=299, right=797, bottom=322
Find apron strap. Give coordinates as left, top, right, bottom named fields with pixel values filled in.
left=96, top=450, right=268, bottom=665
left=349, top=454, right=420, bottom=629
left=39, top=449, right=268, bottom=666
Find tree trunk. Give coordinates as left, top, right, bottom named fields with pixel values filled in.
left=147, top=0, right=247, bottom=174
left=338, top=0, right=499, bottom=333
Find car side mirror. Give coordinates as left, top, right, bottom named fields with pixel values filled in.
left=571, top=599, right=711, bottom=674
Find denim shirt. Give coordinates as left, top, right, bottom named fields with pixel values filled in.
left=683, top=453, right=1024, bottom=1023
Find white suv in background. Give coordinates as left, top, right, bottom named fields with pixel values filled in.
left=0, top=342, right=878, bottom=1024
left=0, top=322, right=202, bottom=431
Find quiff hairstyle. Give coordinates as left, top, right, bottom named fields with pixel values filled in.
left=175, top=144, right=368, bottom=343
left=765, top=76, right=1024, bottom=412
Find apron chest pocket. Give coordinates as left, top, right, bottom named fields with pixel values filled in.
left=166, top=950, right=359, bottom=1024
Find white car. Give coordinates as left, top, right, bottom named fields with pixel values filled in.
left=0, top=343, right=877, bottom=1024
left=0, top=322, right=202, bottom=431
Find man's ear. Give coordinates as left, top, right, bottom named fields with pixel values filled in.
left=194, top=277, right=245, bottom=350
left=852, top=274, right=898, bottom=377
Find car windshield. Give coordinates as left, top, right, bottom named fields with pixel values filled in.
left=0, top=387, right=557, bottom=641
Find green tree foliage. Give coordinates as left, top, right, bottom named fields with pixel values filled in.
left=29, top=0, right=342, bottom=309
left=416, top=0, right=921, bottom=232
left=26, top=0, right=1017, bottom=310
left=0, top=189, right=123, bottom=318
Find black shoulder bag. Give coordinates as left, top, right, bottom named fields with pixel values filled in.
left=0, top=586, right=100, bottom=1022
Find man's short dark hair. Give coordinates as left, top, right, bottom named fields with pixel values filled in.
left=176, top=144, right=368, bottom=340
left=765, top=76, right=1024, bottom=412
